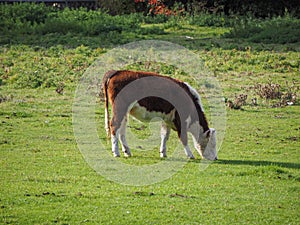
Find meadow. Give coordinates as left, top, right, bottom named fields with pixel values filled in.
left=0, top=4, right=299, bottom=224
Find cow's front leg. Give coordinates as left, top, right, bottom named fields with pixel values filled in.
left=119, top=116, right=131, bottom=157
left=191, top=135, right=203, bottom=158
left=178, top=129, right=195, bottom=159
left=183, top=145, right=195, bottom=159
left=160, top=123, right=170, bottom=158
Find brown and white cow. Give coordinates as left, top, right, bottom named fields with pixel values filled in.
left=102, top=70, right=217, bottom=160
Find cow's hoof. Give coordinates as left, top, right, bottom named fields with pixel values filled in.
left=124, top=152, right=132, bottom=157
left=113, top=153, right=120, bottom=157
left=187, top=155, right=195, bottom=159
left=160, top=153, right=167, bottom=158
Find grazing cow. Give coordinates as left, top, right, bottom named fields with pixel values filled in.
left=102, top=70, right=217, bottom=160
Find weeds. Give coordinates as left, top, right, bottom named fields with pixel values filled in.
left=55, top=82, right=65, bottom=95
left=226, top=94, right=248, bottom=109
left=252, top=80, right=299, bottom=107
left=227, top=81, right=299, bottom=109
left=0, top=94, right=13, bottom=103
left=253, top=82, right=282, bottom=100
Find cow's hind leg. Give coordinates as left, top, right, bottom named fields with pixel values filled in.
left=160, top=122, right=170, bottom=158
left=119, top=116, right=131, bottom=157
left=111, top=131, right=120, bottom=157
left=110, top=109, right=125, bottom=157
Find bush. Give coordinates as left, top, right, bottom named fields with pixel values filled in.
left=183, top=0, right=300, bottom=18
left=224, top=15, right=300, bottom=44
left=188, top=13, right=231, bottom=27
left=0, top=4, right=140, bottom=36
left=38, top=9, right=121, bottom=35
left=0, top=3, right=53, bottom=34
left=97, top=0, right=136, bottom=15
left=0, top=3, right=54, bottom=24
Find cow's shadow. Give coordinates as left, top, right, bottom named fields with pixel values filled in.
left=214, top=159, right=300, bottom=169
left=127, top=155, right=300, bottom=170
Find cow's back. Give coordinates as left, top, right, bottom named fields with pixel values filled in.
left=105, top=70, right=169, bottom=103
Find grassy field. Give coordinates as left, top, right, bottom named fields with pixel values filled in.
left=1, top=5, right=300, bottom=224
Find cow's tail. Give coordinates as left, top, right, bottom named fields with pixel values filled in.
left=102, top=70, right=118, bottom=138
left=103, top=79, right=110, bottom=138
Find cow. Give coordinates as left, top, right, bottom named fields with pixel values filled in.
left=102, top=70, right=217, bottom=160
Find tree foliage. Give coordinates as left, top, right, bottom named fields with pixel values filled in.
left=133, top=0, right=300, bottom=17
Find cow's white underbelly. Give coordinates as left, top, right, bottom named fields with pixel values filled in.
left=129, top=102, right=176, bottom=127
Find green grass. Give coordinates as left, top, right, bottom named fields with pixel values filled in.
left=1, top=87, right=299, bottom=224
left=1, top=4, right=300, bottom=224
left=1, top=58, right=299, bottom=224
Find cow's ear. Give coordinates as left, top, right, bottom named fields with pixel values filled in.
left=204, top=130, right=210, bottom=138
left=205, top=128, right=216, bottom=138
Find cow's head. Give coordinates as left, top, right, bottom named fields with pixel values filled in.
left=202, top=128, right=217, bottom=160
left=192, top=128, right=217, bottom=160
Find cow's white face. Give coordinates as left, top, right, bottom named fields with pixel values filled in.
left=191, top=127, right=217, bottom=160
left=201, top=128, right=217, bottom=160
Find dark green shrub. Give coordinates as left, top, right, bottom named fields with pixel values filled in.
left=188, top=13, right=231, bottom=27
left=0, top=3, right=50, bottom=35
left=0, top=3, right=54, bottom=24
left=97, top=0, right=136, bottom=15
left=185, top=0, right=300, bottom=18
left=135, top=26, right=165, bottom=35
left=224, top=15, right=300, bottom=44
left=142, top=14, right=169, bottom=24
left=0, top=4, right=140, bottom=37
